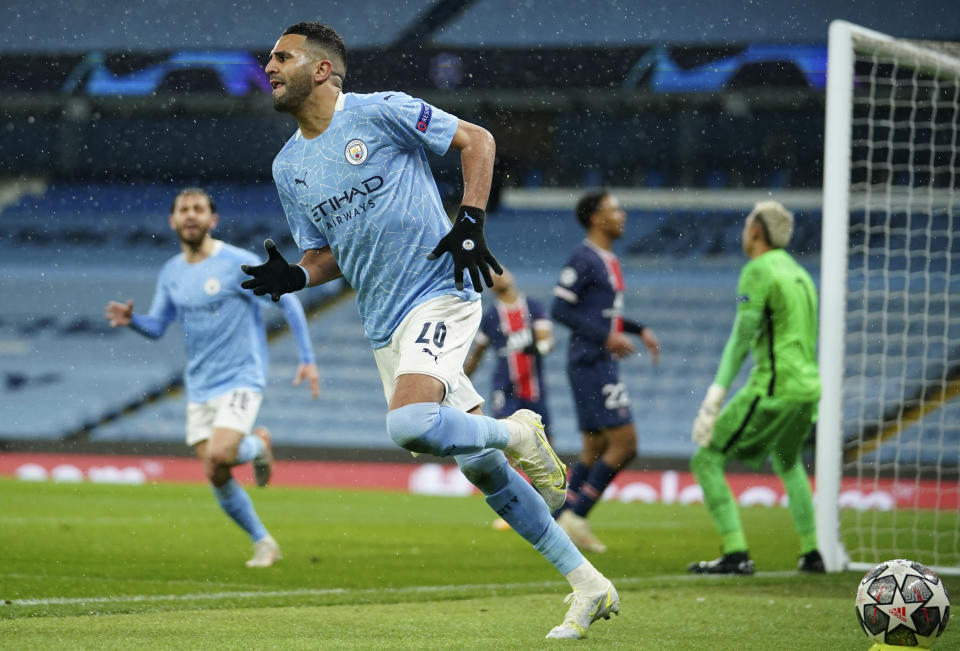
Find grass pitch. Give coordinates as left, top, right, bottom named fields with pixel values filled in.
left=0, top=478, right=955, bottom=649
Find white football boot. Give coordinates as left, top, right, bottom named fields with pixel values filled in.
left=503, top=410, right=567, bottom=510
left=245, top=535, right=282, bottom=568
left=546, top=578, right=620, bottom=639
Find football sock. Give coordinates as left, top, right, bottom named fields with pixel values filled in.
left=571, top=459, right=617, bottom=518
left=565, top=558, right=608, bottom=593
left=775, top=457, right=818, bottom=554
left=553, top=460, right=590, bottom=517
left=691, top=447, right=748, bottom=553
left=386, top=402, right=509, bottom=456
left=234, top=434, right=263, bottom=465
left=458, top=450, right=584, bottom=575
left=212, top=479, right=268, bottom=542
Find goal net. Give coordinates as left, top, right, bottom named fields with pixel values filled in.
left=817, top=21, right=960, bottom=574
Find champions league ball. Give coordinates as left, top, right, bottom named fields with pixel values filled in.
left=855, top=559, right=950, bottom=648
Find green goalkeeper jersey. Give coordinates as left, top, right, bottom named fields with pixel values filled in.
left=714, top=248, right=821, bottom=401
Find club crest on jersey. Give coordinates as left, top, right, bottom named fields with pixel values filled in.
left=345, top=139, right=368, bottom=165
left=559, top=267, right=578, bottom=287
left=204, top=277, right=221, bottom=296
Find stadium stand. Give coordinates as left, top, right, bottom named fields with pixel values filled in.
left=3, top=180, right=956, bottom=467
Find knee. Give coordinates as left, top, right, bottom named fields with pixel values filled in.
left=386, top=402, right=441, bottom=453
left=205, top=444, right=235, bottom=470
left=690, top=447, right=722, bottom=478
left=203, top=458, right=231, bottom=485
left=771, top=453, right=800, bottom=478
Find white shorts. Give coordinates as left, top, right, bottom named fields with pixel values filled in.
left=374, top=295, right=484, bottom=413
left=185, top=388, right=263, bottom=447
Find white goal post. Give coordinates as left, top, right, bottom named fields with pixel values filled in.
left=817, top=20, right=960, bottom=575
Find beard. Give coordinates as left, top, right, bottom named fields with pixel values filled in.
left=273, top=71, right=313, bottom=113
left=176, top=224, right=209, bottom=249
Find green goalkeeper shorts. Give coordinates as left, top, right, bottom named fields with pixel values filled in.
left=710, top=390, right=817, bottom=469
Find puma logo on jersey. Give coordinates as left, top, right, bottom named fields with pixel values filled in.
left=421, top=347, right=440, bottom=364
left=295, top=173, right=308, bottom=188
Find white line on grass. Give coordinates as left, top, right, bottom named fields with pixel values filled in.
left=4, top=572, right=799, bottom=608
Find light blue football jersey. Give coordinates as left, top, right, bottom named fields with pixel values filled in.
left=131, top=241, right=273, bottom=403
left=272, top=91, right=478, bottom=349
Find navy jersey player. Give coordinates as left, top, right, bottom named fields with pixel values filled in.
left=551, top=190, right=660, bottom=554
left=241, top=22, right=619, bottom=639
left=464, top=267, right=555, bottom=428
left=104, top=188, right=319, bottom=568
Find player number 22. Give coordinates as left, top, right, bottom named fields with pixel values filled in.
left=415, top=321, right=447, bottom=348
left=602, top=383, right=630, bottom=410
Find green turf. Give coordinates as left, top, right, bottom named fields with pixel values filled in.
left=0, top=478, right=954, bottom=649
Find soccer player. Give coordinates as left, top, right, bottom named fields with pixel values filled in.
left=551, top=190, right=660, bottom=554
left=464, top=267, right=555, bottom=531
left=687, top=200, right=824, bottom=575
left=242, top=22, right=619, bottom=639
left=463, top=267, right=554, bottom=428
left=104, top=187, right=319, bottom=568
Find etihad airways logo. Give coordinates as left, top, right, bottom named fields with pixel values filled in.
left=311, top=175, right=384, bottom=229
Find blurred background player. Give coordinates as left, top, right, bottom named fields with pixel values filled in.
left=687, top=200, right=823, bottom=575
left=464, top=266, right=555, bottom=428
left=464, top=266, right=555, bottom=530
left=551, top=190, right=660, bottom=553
left=104, top=187, right=320, bottom=568
left=241, top=22, right=619, bottom=638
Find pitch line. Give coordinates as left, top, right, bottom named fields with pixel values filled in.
left=4, top=571, right=798, bottom=608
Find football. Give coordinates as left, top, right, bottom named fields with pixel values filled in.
left=855, top=559, right=951, bottom=648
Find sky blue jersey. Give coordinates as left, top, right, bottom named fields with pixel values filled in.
left=272, top=91, right=477, bottom=349
left=130, top=241, right=315, bottom=403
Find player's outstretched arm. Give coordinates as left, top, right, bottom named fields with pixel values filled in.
left=241, top=239, right=309, bottom=302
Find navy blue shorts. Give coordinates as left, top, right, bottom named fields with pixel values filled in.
left=489, top=390, right=551, bottom=429
left=568, top=360, right=633, bottom=432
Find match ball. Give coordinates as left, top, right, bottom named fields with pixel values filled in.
left=855, top=559, right=950, bottom=648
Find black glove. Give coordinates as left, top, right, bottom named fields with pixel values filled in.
left=240, top=239, right=307, bottom=302
left=426, top=206, right=503, bottom=292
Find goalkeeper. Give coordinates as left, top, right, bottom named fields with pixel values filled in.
left=687, top=200, right=824, bottom=575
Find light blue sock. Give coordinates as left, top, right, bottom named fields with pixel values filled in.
left=387, top=402, right=510, bottom=456
left=458, top=450, right=585, bottom=575
left=235, top=434, right=263, bottom=465
left=213, top=479, right=268, bottom=542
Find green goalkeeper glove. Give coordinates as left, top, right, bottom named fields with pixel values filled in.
left=692, top=383, right=727, bottom=447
